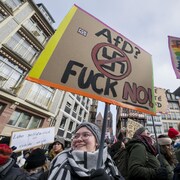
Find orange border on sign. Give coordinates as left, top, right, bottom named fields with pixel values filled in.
left=26, top=77, right=156, bottom=116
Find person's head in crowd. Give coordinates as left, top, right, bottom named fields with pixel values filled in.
left=48, top=121, right=122, bottom=180
left=52, top=137, right=64, bottom=154
left=0, top=136, right=18, bottom=163
left=71, top=122, right=101, bottom=152
left=168, top=127, right=180, bottom=140
left=133, top=126, right=150, bottom=138
left=0, top=136, right=11, bottom=145
left=158, top=134, right=175, bottom=165
left=24, top=148, right=47, bottom=172
left=158, top=134, right=172, bottom=147
left=48, top=138, right=65, bottom=161
left=0, top=144, right=12, bottom=165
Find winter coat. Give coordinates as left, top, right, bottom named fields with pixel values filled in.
left=126, top=139, right=160, bottom=180
left=157, top=153, right=175, bottom=180
left=26, top=170, right=45, bottom=180
left=173, top=163, right=180, bottom=180
left=0, top=158, right=27, bottom=180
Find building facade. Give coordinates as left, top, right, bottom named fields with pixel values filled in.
left=116, top=87, right=180, bottom=136
left=161, top=89, right=180, bottom=133
left=116, top=107, right=146, bottom=135
left=0, top=0, right=92, bottom=144
left=95, top=111, right=113, bottom=139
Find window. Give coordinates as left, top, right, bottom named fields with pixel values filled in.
left=64, top=102, right=71, bottom=114
left=82, top=96, right=85, bottom=106
left=0, top=54, right=25, bottom=92
left=166, top=93, right=171, bottom=100
left=26, top=84, right=54, bottom=109
left=60, top=116, right=67, bottom=129
left=23, top=18, right=48, bottom=45
left=169, top=123, right=173, bottom=128
left=5, top=33, right=38, bottom=64
left=84, top=112, right=87, bottom=119
left=171, top=94, right=176, bottom=100
left=76, top=95, right=81, bottom=101
left=173, top=103, right=179, bottom=110
left=73, top=103, right=78, bottom=112
left=0, top=103, right=6, bottom=114
left=79, top=108, right=83, bottom=116
left=163, top=123, right=168, bottom=133
left=7, top=110, right=42, bottom=129
left=167, top=113, right=171, bottom=119
left=169, top=102, right=173, bottom=109
left=0, top=11, right=8, bottom=22
left=176, top=112, right=180, bottom=120
left=173, top=123, right=178, bottom=130
left=68, top=121, right=73, bottom=132
left=161, top=114, right=166, bottom=120
left=2, top=0, right=23, bottom=11
left=156, top=126, right=162, bottom=134
left=171, top=112, right=176, bottom=120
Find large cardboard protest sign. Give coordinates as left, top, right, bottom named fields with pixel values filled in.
left=168, top=36, right=180, bottom=79
left=27, top=5, right=156, bottom=115
left=154, top=87, right=169, bottom=113
left=10, top=127, right=54, bottom=152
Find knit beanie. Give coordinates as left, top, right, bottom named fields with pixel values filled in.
left=0, top=144, right=12, bottom=165
left=24, top=148, right=46, bottom=170
left=133, top=127, right=146, bottom=138
left=157, top=135, right=172, bottom=145
left=74, top=122, right=101, bottom=144
left=168, top=128, right=180, bottom=139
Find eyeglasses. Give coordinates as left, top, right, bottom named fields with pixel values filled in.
left=72, top=132, right=93, bottom=140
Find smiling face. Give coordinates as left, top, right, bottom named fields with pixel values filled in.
left=71, top=127, right=97, bottom=152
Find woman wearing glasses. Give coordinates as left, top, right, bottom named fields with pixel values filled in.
left=47, top=122, right=124, bottom=180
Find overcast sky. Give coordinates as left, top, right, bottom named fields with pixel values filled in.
left=34, top=0, right=180, bottom=132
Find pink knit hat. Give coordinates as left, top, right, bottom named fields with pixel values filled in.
left=168, top=128, right=180, bottom=139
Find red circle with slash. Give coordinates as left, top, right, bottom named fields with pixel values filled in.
left=91, top=43, right=131, bottom=80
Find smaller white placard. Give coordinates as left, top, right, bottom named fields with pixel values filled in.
left=10, top=127, right=55, bottom=152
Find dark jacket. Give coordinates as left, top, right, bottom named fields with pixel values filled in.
left=26, top=170, right=45, bottom=180
left=0, top=158, right=27, bottom=180
left=126, top=139, right=160, bottom=180
left=173, top=163, right=180, bottom=180
left=157, top=153, right=174, bottom=180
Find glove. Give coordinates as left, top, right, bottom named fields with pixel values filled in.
left=155, top=167, right=168, bottom=180
left=90, top=169, right=112, bottom=180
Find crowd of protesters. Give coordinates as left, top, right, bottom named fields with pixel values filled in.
left=1, top=123, right=180, bottom=180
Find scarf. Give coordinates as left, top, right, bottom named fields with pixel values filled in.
left=137, top=135, right=157, bottom=156
left=48, top=147, right=120, bottom=180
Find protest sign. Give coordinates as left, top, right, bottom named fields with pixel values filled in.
left=168, top=36, right=180, bottom=79
left=154, top=87, right=169, bottom=113
left=10, top=127, right=54, bottom=152
left=27, top=5, right=156, bottom=115
left=126, top=118, right=143, bottom=138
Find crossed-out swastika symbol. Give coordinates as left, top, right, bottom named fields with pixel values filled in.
left=91, top=43, right=132, bottom=80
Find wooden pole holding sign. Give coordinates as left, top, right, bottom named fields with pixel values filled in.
left=96, top=103, right=110, bottom=169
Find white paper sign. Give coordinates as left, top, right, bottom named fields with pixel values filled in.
left=10, top=127, right=55, bottom=152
